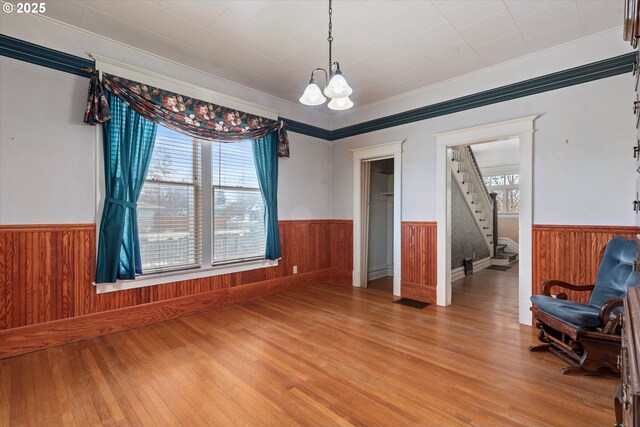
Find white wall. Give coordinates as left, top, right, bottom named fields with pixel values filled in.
left=0, top=13, right=330, bottom=130
left=0, top=57, right=330, bottom=224
left=331, top=73, right=637, bottom=227
left=0, top=58, right=96, bottom=224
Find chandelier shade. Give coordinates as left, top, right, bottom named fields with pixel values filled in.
left=327, top=95, right=353, bottom=111
left=299, top=79, right=327, bottom=105
left=299, top=0, right=353, bottom=111
left=323, top=69, right=353, bottom=99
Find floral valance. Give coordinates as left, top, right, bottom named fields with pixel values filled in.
left=84, top=72, right=289, bottom=157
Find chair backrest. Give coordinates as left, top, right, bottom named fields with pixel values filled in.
left=589, top=237, right=640, bottom=308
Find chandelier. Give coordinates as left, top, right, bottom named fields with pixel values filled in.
left=299, top=0, right=353, bottom=110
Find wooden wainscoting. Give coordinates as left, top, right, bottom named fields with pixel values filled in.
left=532, top=224, right=640, bottom=304
left=328, top=220, right=353, bottom=286
left=0, top=220, right=332, bottom=358
left=401, top=221, right=437, bottom=304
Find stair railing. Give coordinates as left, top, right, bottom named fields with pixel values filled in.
left=451, top=146, right=494, bottom=213
left=451, top=145, right=495, bottom=255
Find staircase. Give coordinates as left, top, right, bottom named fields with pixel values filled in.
left=493, top=243, right=519, bottom=265
left=451, top=146, right=495, bottom=257
left=450, top=146, right=518, bottom=266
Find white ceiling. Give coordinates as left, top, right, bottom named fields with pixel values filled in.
left=472, top=138, right=519, bottom=171
left=42, top=0, right=623, bottom=110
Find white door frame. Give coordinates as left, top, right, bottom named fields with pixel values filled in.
left=352, top=141, right=404, bottom=296
left=435, top=116, right=537, bottom=325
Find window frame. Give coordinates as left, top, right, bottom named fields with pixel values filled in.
left=210, top=140, right=267, bottom=266
left=137, top=132, right=202, bottom=275
left=94, top=125, right=277, bottom=294
left=484, top=173, right=520, bottom=215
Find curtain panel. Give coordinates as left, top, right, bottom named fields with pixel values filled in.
left=96, top=92, right=158, bottom=283
left=252, top=132, right=282, bottom=260
left=85, top=72, right=289, bottom=158
left=84, top=72, right=112, bottom=125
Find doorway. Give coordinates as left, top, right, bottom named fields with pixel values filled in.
left=352, top=141, right=404, bottom=296
left=435, top=116, right=536, bottom=325
left=366, top=159, right=395, bottom=292
left=449, top=138, right=521, bottom=313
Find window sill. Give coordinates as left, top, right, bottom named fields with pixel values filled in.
left=95, top=259, right=279, bottom=294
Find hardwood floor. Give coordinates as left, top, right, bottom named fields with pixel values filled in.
left=0, top=272, right=617, bottom=426
left=367, top=275, right=394, bottom=293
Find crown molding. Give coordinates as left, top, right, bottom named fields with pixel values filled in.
left=1, top=34, right=635, bottom=142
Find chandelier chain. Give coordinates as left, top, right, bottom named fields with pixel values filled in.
left=299, top=0, right=352, bottom=110
left=328, top=0, right=333, bottom=71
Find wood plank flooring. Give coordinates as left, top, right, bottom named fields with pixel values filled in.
left=367, top=275, right=393, bottom=293
left=0, top=267, right=617, bottom=426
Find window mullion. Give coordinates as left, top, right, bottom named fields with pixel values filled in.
left=201, top=140, right=213, bottom=267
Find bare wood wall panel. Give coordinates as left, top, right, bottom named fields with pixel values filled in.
left=401, top=222, right=437, bottom=304
left=0, top=221, right=332, bottom=334
left=532, top=225, right=640, bottom=304
left=328, top=220, right=353, bottom=286
left=0, top=224, right=95, bottom=330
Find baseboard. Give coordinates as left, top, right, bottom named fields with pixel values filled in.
left=451, top=267, right=465, bottom=282
left=451, top=257, right=491, bottom=282
left=498, top=237, right=519, bottom=253
left=367, top=265, right=389, bottom=281
left=328, top=269, right=352, bottom=287
left=475, top=257, right=491, bottom=271
left=0, top=269, right=330, bottom=359
left=401, top=281, right=436, bottom=304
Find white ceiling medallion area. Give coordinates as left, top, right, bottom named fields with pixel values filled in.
left=42, top=0, right=623, bottom=110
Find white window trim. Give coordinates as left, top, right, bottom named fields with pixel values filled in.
left=92, top=59, right=280, bottom=293
left=95, top=259, right=278, bottom=294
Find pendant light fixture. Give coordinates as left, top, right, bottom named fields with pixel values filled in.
left=299, top=0, right=353, bottom=110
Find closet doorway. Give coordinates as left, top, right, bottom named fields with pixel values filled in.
left=351, top=141, right=403, bottom=296
left=366, top=159, right=395, bottom=292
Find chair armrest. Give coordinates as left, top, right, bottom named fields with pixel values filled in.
left=600, top=298, right=624, bottom=323
left=541, top=280, right=595, bottom=299
left=599, top=299, right=624, bottom=334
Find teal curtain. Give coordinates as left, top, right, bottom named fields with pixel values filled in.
left=252, top=132, right=281, bottom=260
left=96, top=92, right=158, bottom=283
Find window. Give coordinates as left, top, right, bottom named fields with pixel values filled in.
left=212, top=140, right=265, bottom=264
left=137, top=126, right=265, bottom=275
left=138, top=127, right=201, bottom=274
left=483, top=173, right=519, bottom=214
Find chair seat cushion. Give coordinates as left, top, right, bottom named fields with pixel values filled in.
left=531, top=295, right=601, bottom=329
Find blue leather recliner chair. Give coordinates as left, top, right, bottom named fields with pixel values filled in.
left=530, top=237, right=639, bottom=375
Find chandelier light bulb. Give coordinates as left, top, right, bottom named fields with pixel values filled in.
left=299, top=80, right=327, bottom=106
left=324, top=69, right=353, bottom=99
left=327, top=95, right=353, bottom=110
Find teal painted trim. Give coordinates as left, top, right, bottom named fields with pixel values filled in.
left=330, top=52, right=636, bottom=140
left=0, top=33, right=93, bottom=77
left=1, top=34, right=635, bottom=141
left=279, top=117, right=331, bottom=140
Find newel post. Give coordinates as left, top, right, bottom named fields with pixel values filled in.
left=490, top=192, right=498, bottom=257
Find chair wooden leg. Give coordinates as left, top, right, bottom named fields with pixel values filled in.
left=579, top=335, right=621, bottom=375
left=560, top=366, right=584, bottom=375
left=615, top=385, right=624, bottom=427
left=529, top=343, right=552, bottom=352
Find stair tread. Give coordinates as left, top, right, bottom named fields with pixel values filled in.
left=493, top=252, right=518, bottom=259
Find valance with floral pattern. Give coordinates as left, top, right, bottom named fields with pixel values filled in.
left=84, top=72, right=289, bottom=157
